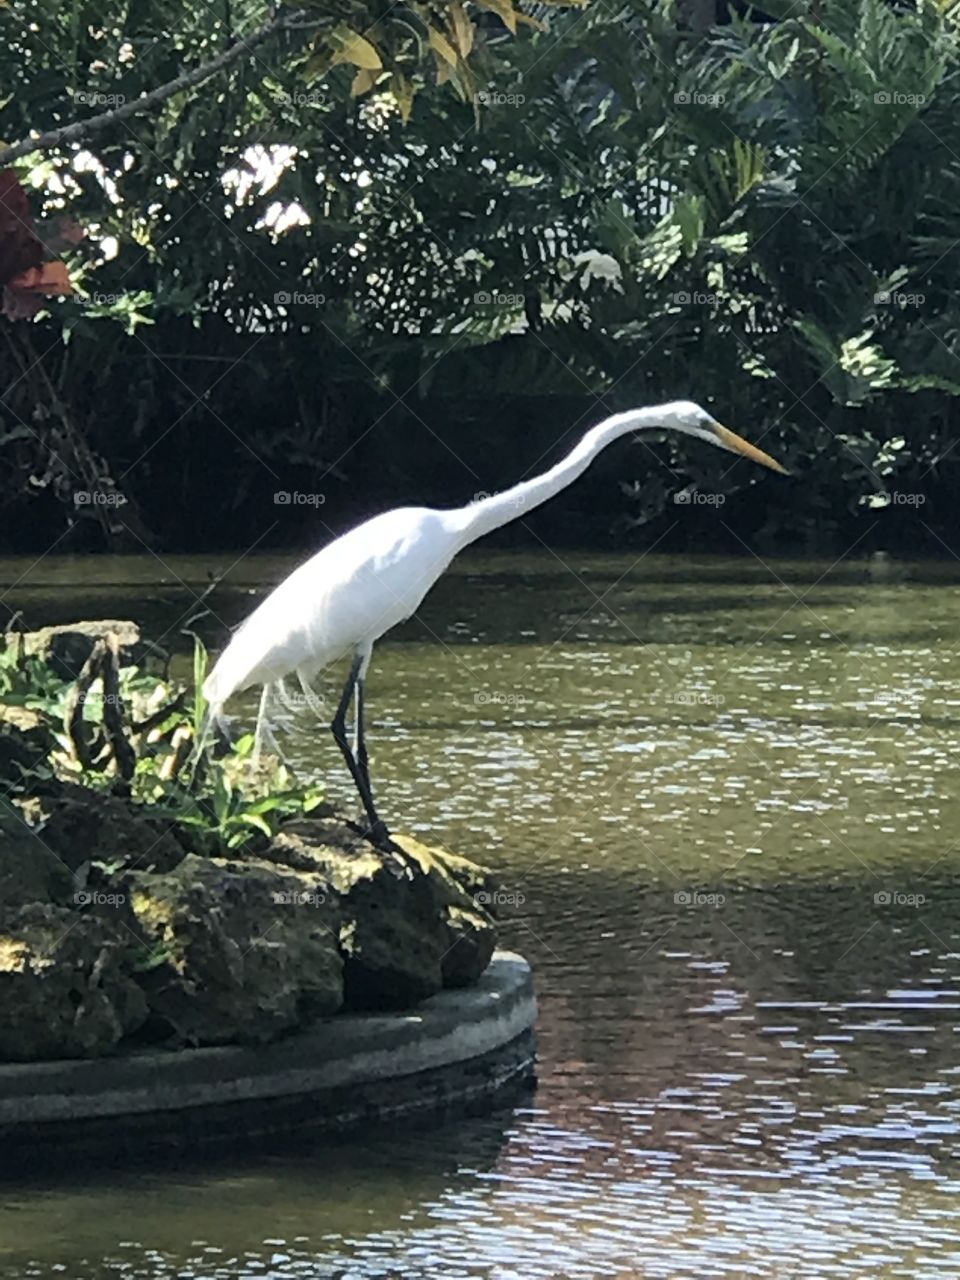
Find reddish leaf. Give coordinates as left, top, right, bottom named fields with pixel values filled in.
left=9, top=262, right=73, bottom=296
left=2, top=262, right=74, bottom=320
left=0, top=169, right=43, bottom=287
left=0, top=170, right=81, bottom=320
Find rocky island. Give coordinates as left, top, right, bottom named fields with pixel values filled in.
left=0, top=623, right=535, bottom=1157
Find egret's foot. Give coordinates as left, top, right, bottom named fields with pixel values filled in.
left=345, top=814, right=391, bottom=848
left=351, top=816, right=415, bottom=877
left=364, top=818, right=392, bottom=850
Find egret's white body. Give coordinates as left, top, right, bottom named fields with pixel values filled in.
left=203, top=402, right=786, bottom=842
left=204, top=507, right=457, bottom=707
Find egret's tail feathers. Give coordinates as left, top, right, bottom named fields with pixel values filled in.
left=296, top=669, right=328, bottom=719
left=203, top=700, right=233, bottom=739
left=202, top=620, right=278, bottom=712
left=201, top=664, right=235, bottom=712
left=253, top=683, right=272, bottom=766
left=188, top=701, right=232, bottom=779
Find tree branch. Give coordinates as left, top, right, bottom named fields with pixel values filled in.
left=0, top=8, right=320, bottom=167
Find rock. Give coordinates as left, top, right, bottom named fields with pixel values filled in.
left=392, top=835, right=498, bottom=988
left=440, top=905, right=498, bottom=987
left=0, top=705, right=57, bottom=785
left=265, top=821, right=447, bottom=1009
left=265, top=819, right=497, bottom=1009
left=0, top=903, right=147, bottom=1061
left=127, top=852, right=343, bottom=1046
left=0, top=777, right=498, bottom=1057
left=0, top=817, right=77, bottom=907
left=26, top=789, right=187, bottom=875
left=414, top=840, right=501, bottom=909
left=6, top=620, right=146, bottom=681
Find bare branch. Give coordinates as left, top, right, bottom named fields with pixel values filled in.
left=0, top=9, right=322, bottom=167
left=101, top=631, right=137, bottom=781
left=65, top=638, right=110, bottom=770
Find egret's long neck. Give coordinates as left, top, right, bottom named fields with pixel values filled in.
left=447, top=409, right=663, bottom=548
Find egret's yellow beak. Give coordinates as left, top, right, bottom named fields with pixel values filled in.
left=714, top=424, right=790, bottom=475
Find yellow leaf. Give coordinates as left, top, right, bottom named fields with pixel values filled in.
left=391, top=71, right=416, bottom=122
left=428, top=27, right=459, bottom=66
left=448, top=1, right=474, bottom=57
left=436, top=56, right=453, bottom=86
left=474, top=0, right=517, bottom=35
left=331, top=27, right=382, bottom=71
left=351, top=67, right=380, bottom=96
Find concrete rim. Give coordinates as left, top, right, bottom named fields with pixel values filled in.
left=0, top=951, right=536, bottom=1131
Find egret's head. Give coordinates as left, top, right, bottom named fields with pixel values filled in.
left=653, top=400, right=789, bottom=474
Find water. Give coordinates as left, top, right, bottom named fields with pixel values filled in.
left=4, top=550, right=960, bottom=1278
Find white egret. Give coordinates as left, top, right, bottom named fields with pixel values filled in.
left=203, top=402, right=787, bottom=845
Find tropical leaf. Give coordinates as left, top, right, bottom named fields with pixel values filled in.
left=331, top=27, right=383, bottom=71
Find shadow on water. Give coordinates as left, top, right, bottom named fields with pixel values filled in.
left=0, top=1107, right=523, bottom=1277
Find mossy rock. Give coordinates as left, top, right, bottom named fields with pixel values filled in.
left=0, top=706, right=58, bottom=786
left=0, top=815, right=77, bottom=907
left=126, top=852, right=343, bottom=1047
left=27, top=789, right=187, bottom=875
left=0, top=785, right=499, bottom=1058
left=0, top=903, right=147, bottom=1061
left=265, top=819, right=497, bottom=1009
left=392, top=835, right=498, bottom=989
left=6, top=620, right=145, bottom=681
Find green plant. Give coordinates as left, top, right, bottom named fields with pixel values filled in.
left=2, top=633, right=325, bottom=855
left=160, top=733, right=326, bottom=851
left=0, top=643, right=67, bottom=711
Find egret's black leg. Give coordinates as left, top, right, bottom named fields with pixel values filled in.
left=331, top=654, right=388, bottom=844
left=354, top=675, right=371, bottom=794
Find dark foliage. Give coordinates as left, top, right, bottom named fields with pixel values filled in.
left=2, top=0, right=960, bottom=556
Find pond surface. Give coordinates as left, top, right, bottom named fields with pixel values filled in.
left=4, top=550, right=960, bottom=1279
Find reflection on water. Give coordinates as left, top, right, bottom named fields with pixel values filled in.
left=4, top=552, right=960, bottom=1278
